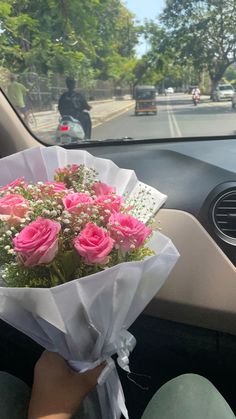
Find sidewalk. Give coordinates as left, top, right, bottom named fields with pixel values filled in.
left=34, top=99, right=134, bottom=133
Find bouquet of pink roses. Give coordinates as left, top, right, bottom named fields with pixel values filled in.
left=0, top=146, right=179, bottom=419
left=0, top=163, right=156, bottom=288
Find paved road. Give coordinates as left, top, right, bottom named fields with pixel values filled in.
left=32, top=94, right=236, bottom=143
left=33, top=99, right=134, bottom=144
left=92, top=94, right=236, bottom=140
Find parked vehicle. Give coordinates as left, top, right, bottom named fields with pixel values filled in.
left=212, top=84, right=234, bottom=101
left=134, top=85, right=157, bottom=116
left=55, top=115, right=85, bottom=145
left=165, top=87, right=174, bottom=94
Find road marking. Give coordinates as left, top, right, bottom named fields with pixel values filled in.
left=166, top=99, right=182, bottom=137
left=167, top=104, right=175, bottom=137
left=93, top=103, right=134, bottom=128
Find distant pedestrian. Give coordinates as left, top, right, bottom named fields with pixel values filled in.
left=7, top=75, right=29, bottom=124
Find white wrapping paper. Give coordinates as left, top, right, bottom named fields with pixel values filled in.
left=0, top=146, right=179, bottom=418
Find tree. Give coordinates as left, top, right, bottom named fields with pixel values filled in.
left=0, top=0, right=139, bottom=86
left=161, top=0, right=236, bottom=93
left=132, top=21, right=188, bottom=89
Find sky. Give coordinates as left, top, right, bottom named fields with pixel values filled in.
left=124, top=0, right=165, bottom=22
left=124, top=0, right=165, bottom=55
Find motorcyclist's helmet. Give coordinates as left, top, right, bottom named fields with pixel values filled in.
left=66, top=76, right=76, bottom=90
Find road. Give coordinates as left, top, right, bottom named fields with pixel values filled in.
left=33, top=99, right=134, bottom=145
left=92, top=94, right=236, bottom=140
left=32, top=94, right=236, bottom=144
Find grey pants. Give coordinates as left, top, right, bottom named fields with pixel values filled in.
left=141, top=374, right=235, bottom=419
left=0, top=372, right=234, bottom=419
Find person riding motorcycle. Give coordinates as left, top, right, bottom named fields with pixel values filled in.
left=191, top=87, right=200, bottom=105
left=58, top=77, right=92, bottom=139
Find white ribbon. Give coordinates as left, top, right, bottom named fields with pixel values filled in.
left=116, top=329, right=136, bottom=373
left=68, top=329, right=137, bottom=419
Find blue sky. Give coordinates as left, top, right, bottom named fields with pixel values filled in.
left=124, top=0, right=165, bottom=22
left=124, top=0, right=165, bottom=55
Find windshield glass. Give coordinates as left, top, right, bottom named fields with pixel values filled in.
left=1, top=0, right=236, bottom=144
left=219, top=86, right=234, bottom=91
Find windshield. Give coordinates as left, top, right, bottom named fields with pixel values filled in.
left=219, top=86, right=234, bottom=91
left=1, top=0, right=236, bottom=144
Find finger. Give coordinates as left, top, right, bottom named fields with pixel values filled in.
left=79, top=362, right=106, bottom=384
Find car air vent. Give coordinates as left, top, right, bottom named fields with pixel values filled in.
left=212, top=190, right=236, bottom=244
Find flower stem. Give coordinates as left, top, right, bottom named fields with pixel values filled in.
left=50, top=261, right=66, bottom=284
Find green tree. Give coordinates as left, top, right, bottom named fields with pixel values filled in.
left=0, top=0, right=139, bottom=86
left=161, top=0, right=236, bottom=93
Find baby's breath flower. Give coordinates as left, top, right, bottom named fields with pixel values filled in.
left=6, top=230, right=12, bottom=236
left=50, top=210, right=57, bottom=217
left=7, top=249, right=15, bottom=255
left=4, top=245, right=10, bottom=250
left=62, top=211, right=71, bottom=218
left=42, top=209, right=50, bottom=215
left=63, top=219, right=70, bottom=225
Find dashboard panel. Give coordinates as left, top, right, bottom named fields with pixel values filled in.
left=70, top=138, right=236, bottom=265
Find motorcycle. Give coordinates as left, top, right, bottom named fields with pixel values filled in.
left=192, top=93, right=200, bottom=106
left=55, top=115, right=85, bottom=145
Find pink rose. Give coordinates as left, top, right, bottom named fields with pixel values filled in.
left=73, top=222, right=114, bottom=264
left=108, top=213, right=152, bottom=253
left=55, top=164, right=79, bottom=176
left=41, top=182, right=69, bottom=194
left=0, top=177, right=25, bottom=192
left=95, top=194, right=123, bottom=220
left=69, top=164, right=80, bottom=173
left=0, top=194, right=29, bottom=224
left=92, top=182, right=116, bottom=197
left=13, top=217, right=61, bottom=267
left=63, top=193, right=93, bottom=214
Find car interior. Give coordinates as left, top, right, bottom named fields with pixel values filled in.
left=1, top=83, right=236, bottom=418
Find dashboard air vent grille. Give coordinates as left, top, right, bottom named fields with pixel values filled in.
left=213, top=191, right=236, bottom=240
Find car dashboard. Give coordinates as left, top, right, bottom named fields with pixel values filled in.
left=66, top=138, right=236, bottom=335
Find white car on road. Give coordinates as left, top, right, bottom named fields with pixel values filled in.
left=213, top=84, right=234, bottom=101
left=165, top=87, right=174, bottom=94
